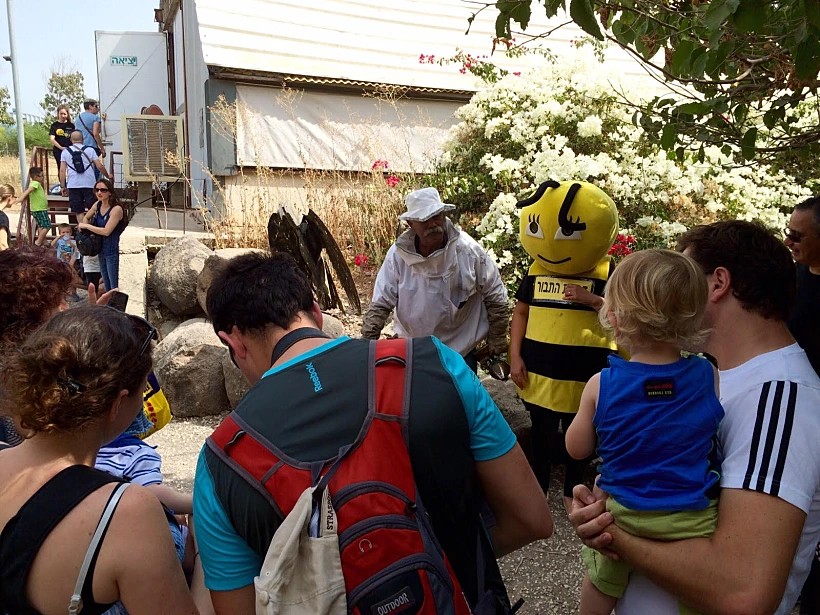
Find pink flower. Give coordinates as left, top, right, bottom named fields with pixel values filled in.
left=354, top=254, right=369, bottom=267
left=371, top=159, right=389, bottom=171
left=513, top=71, right=521, bottom=77
left=385, top=175, right=400, bottom=188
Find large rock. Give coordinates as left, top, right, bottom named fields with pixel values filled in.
left=321, top=313, right=345, bottom=339
left=222, top=349, right=251, bottom=409
left=197, top=248, right=266, bottom=315
left=150, top=236, right=213, bottom=316
left=481, top=377, right=531, bottom=458
left=154, top=318, right=230, bottom=417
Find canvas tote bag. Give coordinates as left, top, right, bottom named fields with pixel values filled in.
left=255, top=485, right=347, bottom=615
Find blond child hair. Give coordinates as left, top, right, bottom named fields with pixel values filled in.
left=600, top=248, right=709, bottom=350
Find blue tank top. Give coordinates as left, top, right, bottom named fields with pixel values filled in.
left=94, top=202, right=122, bottom=256
left=595, top=354, right=723, bottom=511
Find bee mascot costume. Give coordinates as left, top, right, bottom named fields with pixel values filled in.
left=510, top=180, right=618, bottom=511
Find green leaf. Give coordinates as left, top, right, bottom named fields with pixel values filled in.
left=612, top=19, right=636, bottom=45
left=661, top=122, right=678, bottom=149
left=733, top=1, right=766, bottom=33
left=741, top=127, right=758, bottom=160
left=704, top=0, right=740, bottom=31
left=677, top=101, right=709, bottom=115
left=671, top=40, right=696, bottom=75
left=690, top=48, right=709, bottom=77
left=498, top=0, right=532, bottom=30
left=570, top=0, right=604, bottom=40
left=697, top=144, right=705, bottom=163
left=806, top=0, right=820, bottom=29
left=763, top=106, right=785, bottom=129
left=494, top=11, right=510, bottom=38
left=794, top=37, right=820, bottom=80
left=721, top=144, right=733, bottom=157
left=705, top=42, right=734, bottom=78
left=676, top=147, right=686, bottom=161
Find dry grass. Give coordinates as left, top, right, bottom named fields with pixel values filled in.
left=178, top=93, right=436, bottom=263
left=0, top=155, right=22, bottom=193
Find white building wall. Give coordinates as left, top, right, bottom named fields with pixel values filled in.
left=181, top=1, right=211, bottom=206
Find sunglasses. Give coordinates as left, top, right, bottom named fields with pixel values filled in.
left=100, top=305, right=157, bottom=358
left=94, top=188, right=110, bottom=193
left=50, top=308, right=158, bottom=395
left=783, top=228, right=803, bottom=243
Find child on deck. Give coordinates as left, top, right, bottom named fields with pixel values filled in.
left=11, top=167, right=49, bottom=246
left=565, top=249, right=724, bottom=615
left=51, top=223, right=77, bottom=266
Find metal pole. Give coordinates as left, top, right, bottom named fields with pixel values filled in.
left=6, top=0, right=27, bottom=185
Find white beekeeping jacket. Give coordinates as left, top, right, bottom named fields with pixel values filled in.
left=370, top=218, right=508, bottom=356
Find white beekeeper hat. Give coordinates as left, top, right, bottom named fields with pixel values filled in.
left=398, top=188, right=456, bottom=222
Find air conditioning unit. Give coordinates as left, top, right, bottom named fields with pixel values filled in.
left=122, top=114, right=184, bottom=182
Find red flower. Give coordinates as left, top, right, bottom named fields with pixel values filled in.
left=354, top=254, right=369, bottom=267
left=609, top=233, right=635, bottom=257
left=371, top=159, right=389, bottom=171
left=385, top=175, right=400, bottom=188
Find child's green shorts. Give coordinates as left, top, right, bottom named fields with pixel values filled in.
left=583, top=497, right=718, bottom=613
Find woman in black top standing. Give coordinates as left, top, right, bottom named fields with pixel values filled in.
left=48, top=105, right=75, bottom=171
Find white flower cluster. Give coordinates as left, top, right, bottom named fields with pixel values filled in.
left=439, top=48, right=814, bottom=284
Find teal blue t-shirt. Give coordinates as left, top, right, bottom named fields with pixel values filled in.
left=193, top=336, right=516, bottom=591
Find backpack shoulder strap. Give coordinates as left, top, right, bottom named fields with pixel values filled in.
left=372, top=337, right=411, bottom=433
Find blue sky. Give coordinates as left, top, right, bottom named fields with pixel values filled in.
left=0, top=0, right=157, bottom=118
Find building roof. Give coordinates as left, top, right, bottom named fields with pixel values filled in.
left=193, top=0, right=656, bottom=93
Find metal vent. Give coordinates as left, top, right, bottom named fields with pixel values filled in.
left=123, top=115, right=183, bottom=181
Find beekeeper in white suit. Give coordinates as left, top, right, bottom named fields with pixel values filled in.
left=362, top=187, right=509, bottom=371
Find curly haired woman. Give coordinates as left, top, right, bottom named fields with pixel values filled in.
left=0, top=305, right=199, bottom=614
left=0, top=247, right=78, bottom=448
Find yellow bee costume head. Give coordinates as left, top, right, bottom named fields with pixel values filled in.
left=519, top=180, right=618, bottom=276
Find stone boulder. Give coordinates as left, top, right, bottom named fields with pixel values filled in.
left=150, top=237, right=213, bottom=316
left=321, top=313, right=345, bottom=339
left=481, top=377, right=531, bottom=458
left=154, top=318, right=230, bottom=417
left=197, top=248, right=266, bottom=315
left=222, top=349, right=251, bottom=409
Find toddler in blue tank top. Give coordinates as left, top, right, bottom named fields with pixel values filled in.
left=565, top=249, right=724, bottom=615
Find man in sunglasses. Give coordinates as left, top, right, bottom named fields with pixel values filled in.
left=569, top=220, right=820, bottom=615
left=784, top=195, right=820, bottom=614
left=785, top=196, right=820, bottom=376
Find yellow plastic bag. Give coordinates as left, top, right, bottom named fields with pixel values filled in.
left=141, top=372, right=172, bottom=438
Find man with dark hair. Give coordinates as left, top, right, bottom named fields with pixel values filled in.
left=194, top=252, right=553, bottom=614
left=784, top=196, right=820, bottom=614
left=785, top=196, right=820, bottom=374
left=569, top=220, right=820, bottom=615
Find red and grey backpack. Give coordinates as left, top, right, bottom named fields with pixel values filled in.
left=209, top=338, right=477, bottom=614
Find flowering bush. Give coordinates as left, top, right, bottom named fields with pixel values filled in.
left=433, top=47, right=815, bottom=290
